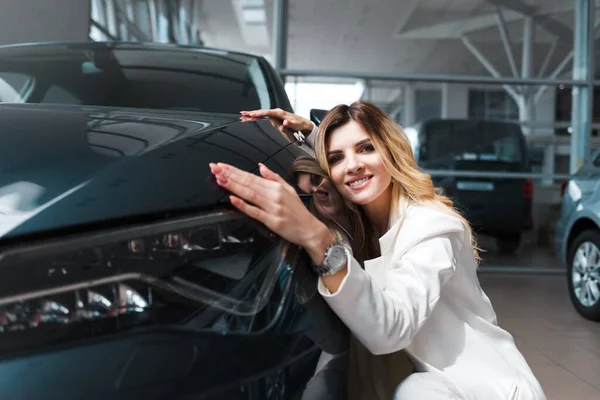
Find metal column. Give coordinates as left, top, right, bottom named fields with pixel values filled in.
left=441, top=83, right=449, bottom=119
left=404, top=84, right=416, bottom=126
left=571, top=0, right=595, bottom=173
left=272, top=0, right=288, bottom=72
left=520, top=16, right=534, bottom=135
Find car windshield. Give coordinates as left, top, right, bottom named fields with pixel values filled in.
left=421, top=120, right=525, bottom=166
left=0, top=44, right=272, bottom=113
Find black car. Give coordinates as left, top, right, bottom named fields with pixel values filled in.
left=405, top=119, right=533, bottom=253
left=0, top=42, right=347, bottom=399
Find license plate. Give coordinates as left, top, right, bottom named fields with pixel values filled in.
left=456, top=181, right=494, bottom=191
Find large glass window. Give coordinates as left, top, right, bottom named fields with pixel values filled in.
left=468, top=89, right=519, bottom=121
left=418, top=120, right=526, bottom=167
left=415, top=89, right=441, bottom=122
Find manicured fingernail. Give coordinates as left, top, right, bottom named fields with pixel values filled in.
left=217, top=177, right=228, bottom=185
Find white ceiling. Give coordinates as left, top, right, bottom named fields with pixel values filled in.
left=196, top=0, right=600, bottom=108
left=198, top=0, right=594, bottom=71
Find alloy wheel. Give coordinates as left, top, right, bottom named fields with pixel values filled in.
left=572, top=241, right=600, bottom=307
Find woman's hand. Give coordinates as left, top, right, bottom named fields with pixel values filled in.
left=209, top=162, right=335, bottom=265
left=240, top=109, right=314, bottom=139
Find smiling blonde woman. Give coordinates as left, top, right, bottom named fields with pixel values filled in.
left=213, top=101, right=546, bottom=400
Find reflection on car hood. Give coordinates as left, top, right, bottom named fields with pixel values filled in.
left=0, top=104, right=290, bottom=239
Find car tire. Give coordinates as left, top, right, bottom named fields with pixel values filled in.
left=496, top=234, right=521, bottom=254
left=567, top=230, right=600, bottom=321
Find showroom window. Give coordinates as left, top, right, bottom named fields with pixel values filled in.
left=468, top=89, right=519, bottom=121
left=555, top=85, right=600, bottom=137
left=415, top=89, right=441, bottom=122
left=0, top=72, right=32, bottom=103
left=89, top=0, right=200, bottom=45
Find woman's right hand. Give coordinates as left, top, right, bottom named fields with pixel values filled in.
left=209, top=162, right=336, bottom=266
left=240, top=109, right=315, bottom=138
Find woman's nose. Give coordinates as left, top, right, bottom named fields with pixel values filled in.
left=345, top=155, right=363, bottom=173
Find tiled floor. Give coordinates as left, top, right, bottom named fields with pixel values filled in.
left=479, top=273, right=600, bottom=400
left=477, top=234, right=563, bottom=269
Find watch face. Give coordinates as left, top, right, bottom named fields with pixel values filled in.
left=326, top=245, right=347, bottom=270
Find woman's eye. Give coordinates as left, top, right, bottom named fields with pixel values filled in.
left=360, top=144, right=375, bottom=153
left=328, top=155, right=342, bottom=165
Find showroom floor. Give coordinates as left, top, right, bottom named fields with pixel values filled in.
left=479, top=273, right=600, bottom=400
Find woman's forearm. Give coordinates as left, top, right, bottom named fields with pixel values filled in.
left=304, top=224, right=349, bottom=294
left=319, top=267, right=348, bottom=294
left=298, top=119, right=315, bottom=136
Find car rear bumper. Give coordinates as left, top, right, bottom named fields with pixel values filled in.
left=456, top=201, right=533, bottom=235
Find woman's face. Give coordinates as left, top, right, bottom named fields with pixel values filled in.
left=326, top=120, right=392, bottom=206
left=296, top=173, right=345, bottom=218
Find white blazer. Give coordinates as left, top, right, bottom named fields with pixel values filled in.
left=317, top=204, right=547, bottom=400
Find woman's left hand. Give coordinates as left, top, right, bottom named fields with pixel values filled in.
left=209, top=162, right=329, bottom=251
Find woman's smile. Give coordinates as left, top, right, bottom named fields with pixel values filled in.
left=346, top=174, right=374, bottom=190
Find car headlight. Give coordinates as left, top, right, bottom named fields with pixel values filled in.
left=0, top=210, right=292, bottom=345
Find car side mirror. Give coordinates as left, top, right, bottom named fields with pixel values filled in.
left=310, top=109, right=328, bottom=126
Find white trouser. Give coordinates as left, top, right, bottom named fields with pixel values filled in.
left=394, top=373, right=466, bottom=400
left=301, top=351, right=348, bottom=400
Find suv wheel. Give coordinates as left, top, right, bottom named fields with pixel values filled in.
left=567, top=230, right=600, bottom=321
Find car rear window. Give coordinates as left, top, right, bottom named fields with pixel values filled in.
left=0, top=45, right=272, bottom=114
left=421, top=120, right=525, bottom=165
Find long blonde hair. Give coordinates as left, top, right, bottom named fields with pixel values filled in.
left=314, top=101, right=480, bottom=262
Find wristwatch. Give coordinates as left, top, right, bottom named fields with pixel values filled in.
left=312, top=242, right=348, bottom=276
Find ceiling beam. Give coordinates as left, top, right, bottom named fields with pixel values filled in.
left=537, top=39, right=557, bottom=78
left=486, top=0, right=573, bottom=43
left=462, top=35, right=520, bottom=102
left=496, top=6, right=519, bottom=78
left=392, top=0, right=420, bottom=37
left=393, top=10, right=523, bottom=39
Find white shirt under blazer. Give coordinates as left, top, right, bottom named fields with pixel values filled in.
left=317, top=203, right=547, bottom=400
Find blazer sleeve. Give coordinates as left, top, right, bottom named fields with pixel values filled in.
left=304, top=122, right=318, bottom=149
left=317, top=213, right=466, bottom=355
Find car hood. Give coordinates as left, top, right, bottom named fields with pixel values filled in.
left=0, top=104, right=291, bottom=239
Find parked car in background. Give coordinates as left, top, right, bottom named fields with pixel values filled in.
left=555, top=150, right=600, bottom=321
left=405, top=118, right=533, bottom=254
left=0, top=42, right=347, bottom=399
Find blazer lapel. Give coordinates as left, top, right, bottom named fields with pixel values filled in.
left=363, top=209, right=405, bottom=288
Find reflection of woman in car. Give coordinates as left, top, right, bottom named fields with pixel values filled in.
left=211, top=102, right=546, bottom=399
left=292, top=156, right=352, bottom=243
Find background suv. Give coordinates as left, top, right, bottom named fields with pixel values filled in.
left=405, top=118, right=533, bottom=254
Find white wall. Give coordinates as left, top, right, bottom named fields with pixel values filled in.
left=443, top=84, right=468, bottom=119
left=0, top=0, right=90, bottom=45
left=532, top=88, right=556, bottom=138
